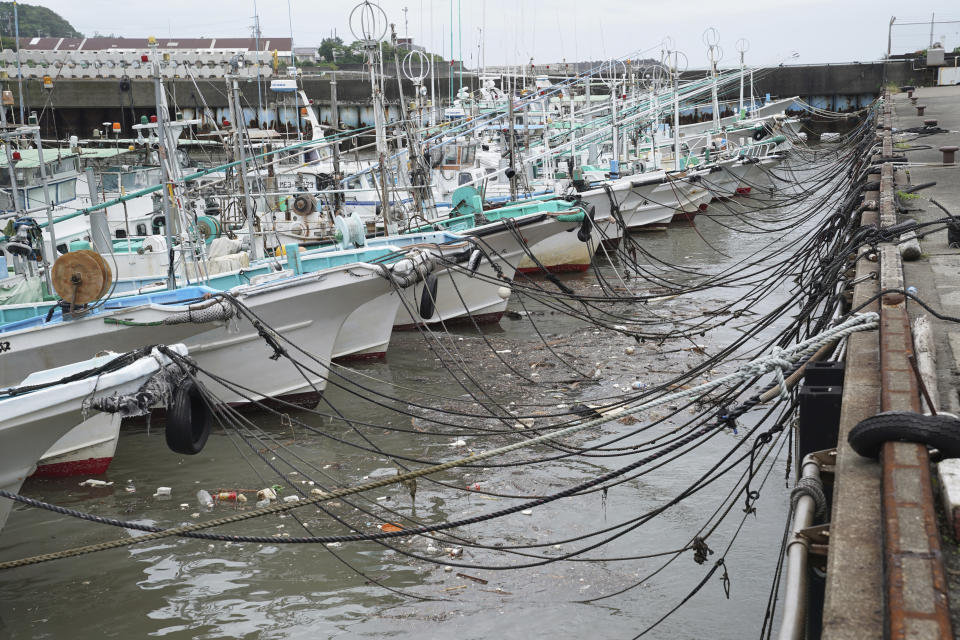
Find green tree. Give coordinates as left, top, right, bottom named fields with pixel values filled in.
left=318, top=37, right=360, bottom=65
left=0, top=2, right=82, bottom=38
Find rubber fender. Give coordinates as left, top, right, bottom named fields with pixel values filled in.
left=847, top=410, right=960, bottom=459
left=753, top=127, right=768, bottom=141
left=419, top=272, right=439, bottom=320
left=165, top=380, right=213, bottom=455
left=467, top=248, right=483, bottom=273
left=577, top=212, right=593, bottom=242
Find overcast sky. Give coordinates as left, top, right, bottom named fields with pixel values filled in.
left=25, top=0, right=960, bottom=69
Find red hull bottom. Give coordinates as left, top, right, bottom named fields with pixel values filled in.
left=394, top=310, right=504, bottom=331
left=516, top=263, right=590, bottom=275
left=228, top=389, right=324, bottom=411
left=33, top=456, right=113, bottom=478
left=333, top=350, right=387, bottom=363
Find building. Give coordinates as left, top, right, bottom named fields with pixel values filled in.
left=395, top=37, right=425, bottom=53
left=293, top=46, right=319, bottom=62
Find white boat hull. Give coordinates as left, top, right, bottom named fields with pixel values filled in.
left=33, top=412, right=122, bottom=477
left=332, top=291, right=402, bottom=361
left=393, top=214, right=572, bottom=328
left=0, top=267, right=393, bottom=406
left=184, top=267, right=393, bottom=405
left=517, top=224, right=592, bottom=274
left=0, top=346, right=185, bottom=533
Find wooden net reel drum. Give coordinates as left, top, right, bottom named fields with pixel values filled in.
left=51, top=250, right=112, bottom=305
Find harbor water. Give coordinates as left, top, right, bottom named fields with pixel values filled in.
left=0, top=199, right=805, bottom=638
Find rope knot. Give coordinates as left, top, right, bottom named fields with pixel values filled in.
left=692, top=536, right=714, bottom=565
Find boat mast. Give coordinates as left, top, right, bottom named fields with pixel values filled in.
left=30, top=118, right=58, bottom=268
left=736, top=38, right=749, bottom=118
left=608, top=61, right=620, bottom=179
left=149, top=38, right=177, bottom=289
left=671, top=49, right=682, bottom=172
left=508, top=73, right=518, bottom=201
left=704, top=28, right=721, bottom=133
left=351, top=1, right=396, bottom=235
left=228, top=70, right=261, bottom=261
left=329, top=72, right=343, bottom=214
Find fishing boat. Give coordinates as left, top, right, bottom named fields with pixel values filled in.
left=0, top=344, right=189, bottom=533
left=0, top=249, right=431, bottom=406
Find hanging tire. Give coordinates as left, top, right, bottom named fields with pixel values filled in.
left=847, top=411, right=960, bottom=459
left=419, top=272, right=438, bottom=320
left=753, top=128, right=768, bottom=141
left=577, top=212, right=593, bottom=242
left=467, top=249, right=483, bottom=273
left=165, top=380, right=212, bottom=455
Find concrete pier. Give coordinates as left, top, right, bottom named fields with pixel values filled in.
left=822, top=87, right=960, bottom=639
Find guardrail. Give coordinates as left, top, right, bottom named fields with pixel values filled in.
left=0, top=49, right=278, bottom=80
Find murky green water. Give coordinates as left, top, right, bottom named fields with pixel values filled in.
left=0, top=196, right=809, bottom=639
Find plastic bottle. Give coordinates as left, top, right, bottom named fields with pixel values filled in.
left=196, top=489, right=214, bottom=509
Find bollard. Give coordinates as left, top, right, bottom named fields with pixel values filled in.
left=940, top=146, right=958, bottom=165
left=910, top=96, right=918, bottom=105
left=899, top=231, right=922, bottom=261
left=924, top=119, right=939, bottom=127
left=916, top=104, right=926, bottom=116
left=907, top=90, right=914, bottom=98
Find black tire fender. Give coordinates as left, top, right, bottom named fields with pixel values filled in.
left=419, top=272, right=439, bottom=320
left=847, top=411, right=960, bottom=459
left=165, top=380, right=212, bottom=455
left=753, top=128, right=768, bottom=141
left=577, top=212, right=593, bottom=243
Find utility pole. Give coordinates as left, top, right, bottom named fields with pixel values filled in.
left=885, top=18, right=895, bottom=87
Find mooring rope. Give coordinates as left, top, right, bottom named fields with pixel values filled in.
left=0, top=312, right=877, bottom=569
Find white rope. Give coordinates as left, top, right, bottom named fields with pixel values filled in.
left=412, top=312, right=880, bottom=466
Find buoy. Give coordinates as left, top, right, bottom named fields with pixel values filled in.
left=497, top=286, right=512, bottom=299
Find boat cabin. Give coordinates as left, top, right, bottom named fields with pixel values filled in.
left=0, top=151, right=80, bottom=211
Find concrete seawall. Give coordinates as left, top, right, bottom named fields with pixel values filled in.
left=0, top=58, right=936, bottom=138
